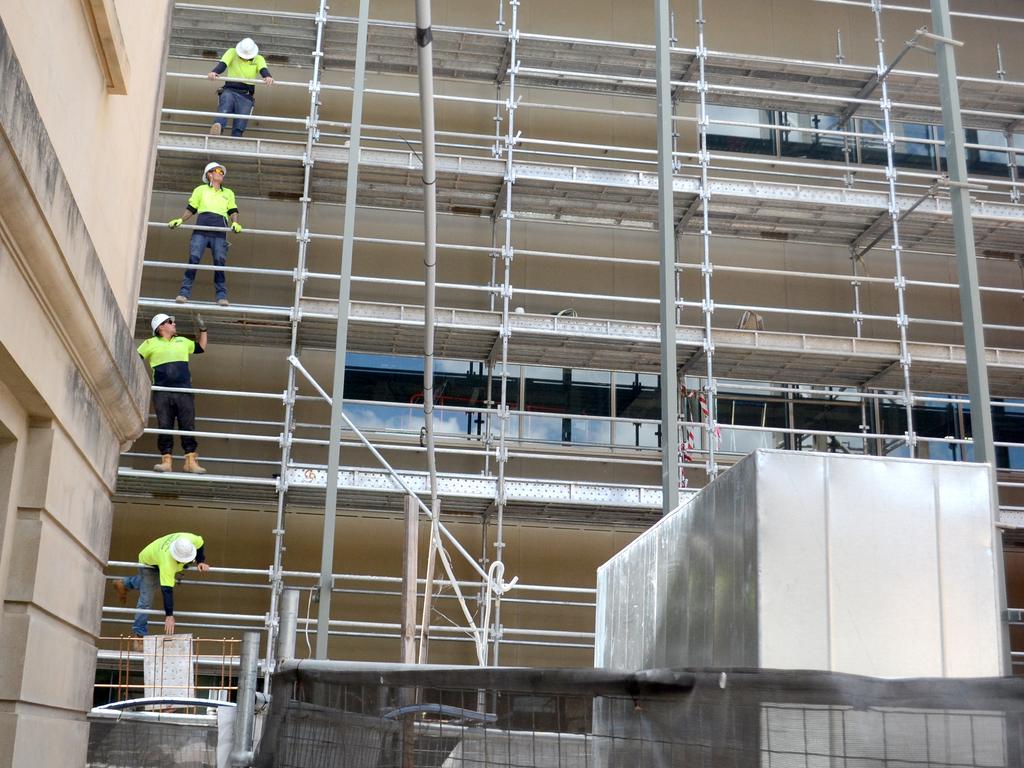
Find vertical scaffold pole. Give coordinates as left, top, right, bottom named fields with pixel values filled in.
left=870, top=0, right=916, bottom=453
left=994, top=47, right=1021, bottom=204
left=492, top=0, right=519, bottom=666
left=265, top=0, right=328, bottom=687
left=655, top=0, right=679, bottom=512
left=694, top=0, right=718, bottom=479
left=317, top=0, right=371, bottom=659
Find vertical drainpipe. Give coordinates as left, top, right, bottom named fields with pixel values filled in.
left=655, top=0, right=680, bottom=513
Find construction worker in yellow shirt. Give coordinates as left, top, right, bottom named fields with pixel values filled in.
left=207, top=37, right=273, bottom=137
left=168, top=161, right=241, bottom=306
left=113, top=532, right=210, bottom=637
left=138, top=312, right=207, bottom=473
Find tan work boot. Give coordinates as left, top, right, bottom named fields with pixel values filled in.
left=210, top=122, right=222, bottom=136
left=113, top=580, right=128, bottom=606
left=153, top=454, right=173, bottom=472
left=183, top=452, right=207, bottom=474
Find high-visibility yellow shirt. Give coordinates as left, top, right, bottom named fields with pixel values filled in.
left=139, top=532, right=205, bottom=588
left=137, top=335, right=202, bottom=387
left=218, top=48, right=270, bottom=91
left=186, top=184, right=238, bottom=221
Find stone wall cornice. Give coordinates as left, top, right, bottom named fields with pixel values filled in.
left=0, top=17, right=149, bottom=452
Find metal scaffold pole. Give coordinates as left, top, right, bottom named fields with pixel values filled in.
left=265, top=0, right=329, bottom=686
left=870, top=0, right=916, bottom=453
left=655, top=0, right=679, bottom=513
left=317, top=0, right=371, bottom=659
left=694, top=0, right=719, bottom=480
left=491, top=0, right=520, bottom=666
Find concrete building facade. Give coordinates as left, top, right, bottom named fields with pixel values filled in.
left=0, top=1, right=170, bottom=764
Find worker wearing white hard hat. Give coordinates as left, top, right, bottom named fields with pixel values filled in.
left=137, top=312, right=208, bottom=473
left=167, top=160, right=242, bottom=307
left=113, top=532, right=210, bottom=637
left=207, top=37, right=273, bottom=137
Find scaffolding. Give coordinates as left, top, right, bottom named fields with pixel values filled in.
left=107, top=0, right=1024, bottom=674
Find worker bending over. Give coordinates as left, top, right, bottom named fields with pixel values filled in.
left=138, top=312, right=207, bottom=473
left=114, top=532, right=210, bottom=637
left=207, top=37, right=273, bottom=137
left=169, top=161, right=242, bottom=306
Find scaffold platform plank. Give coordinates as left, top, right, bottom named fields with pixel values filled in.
left=115, top=465, right=668, bottom=527
left=134, top=297, right=1024, bottom=397
left=168, top=4, right=1024, bottom=132
left=154, top=132, right=1024, bottom=256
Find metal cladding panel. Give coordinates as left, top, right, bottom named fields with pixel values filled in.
left=596, top=450, right=1002, bottom=678
left=934, top=462, right=1004, bottom=676
left=595, top=460, right=759, bottom=670
left=757, top=451, right=1001, bottom=677
left=755, top=452, right=830, bottom=670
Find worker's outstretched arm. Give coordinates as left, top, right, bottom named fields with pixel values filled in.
left=160, top=586, right=175, bottom=634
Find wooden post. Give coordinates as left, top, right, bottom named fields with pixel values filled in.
left=400, top=494, right=419, bottom=664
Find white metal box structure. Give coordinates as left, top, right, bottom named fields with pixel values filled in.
left=595, top=450, right=1003, bottom=677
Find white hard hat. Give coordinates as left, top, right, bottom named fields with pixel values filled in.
left=170, top=536, right=197, bottom=564
left=236, top=37, right=259, bottom=60
left=202, top=161, right=226, bottom=183
left=151, top=313, right=174, bottom=335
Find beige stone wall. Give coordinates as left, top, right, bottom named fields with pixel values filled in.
left=0, top=1, right=169, bottom=764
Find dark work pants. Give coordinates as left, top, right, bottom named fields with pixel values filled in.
left=154, top=389, right=198, bottom=454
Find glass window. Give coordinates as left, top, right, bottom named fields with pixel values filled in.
left=859, top=118, right=936, bottom=169
left=969, top=130, right=1024, bottom=178
left=706, top=106, right=775, bottom=155
left=779, top=112, right=848, bottom=162
left=615, top=372, right=661, bottom=448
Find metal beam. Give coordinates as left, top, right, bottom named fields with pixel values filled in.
left=655, top=0, right=680, bottom=514
left=317, top=0, right=370, bottom=659
left=928, top=3, right=995, bottom=468
left=930, top=0, right=1008, bottom=677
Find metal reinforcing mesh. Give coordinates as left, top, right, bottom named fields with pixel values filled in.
left=255, top=665, right=1024, bottom=768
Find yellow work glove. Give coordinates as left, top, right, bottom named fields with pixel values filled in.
left=168, top=218, right=183, bottom=229
left=231, top=222, right=243, bottom=234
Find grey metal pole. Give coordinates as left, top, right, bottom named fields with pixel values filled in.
left=317, top=0, right=371, bottom=659
left=276, top=588, right=300, bottom=663
left=655, top=0, right=680, bottom=514
left=230, top=631, right=260, bottom=767
left=265, top=0, right=329, bottom=691
left=928, top=1, right=995, bottom=468
left=929, top=0, right=1008, bottom=676
left=415, top=0, right=440, bottom=511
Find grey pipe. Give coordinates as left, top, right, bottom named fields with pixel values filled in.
left=415, top=0, right=440, bottom=664
left=230, top=631, right=260, bottom=767
left=277, top=589, right=300, bottom=663
left=415, top=0, right=439, bottom=505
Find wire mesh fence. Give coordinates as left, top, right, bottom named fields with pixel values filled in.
left=256, top=664, right=1024, bottom=768
left=87, top=713, right=219, bottom=768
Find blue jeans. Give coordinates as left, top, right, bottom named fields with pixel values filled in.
left=180, top=232, right=228, bottom=300
left=124, top=567, right=159, bottom=637
left=214, top=88, right=254, bottom=136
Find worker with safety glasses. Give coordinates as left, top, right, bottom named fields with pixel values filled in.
left=138, top=312, right=208, bottom=474
left=207, top=37, right=273, bottom=137
left=113, top=532, right=210, bottom=638
left=168, top=161, right=242, bottom=306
